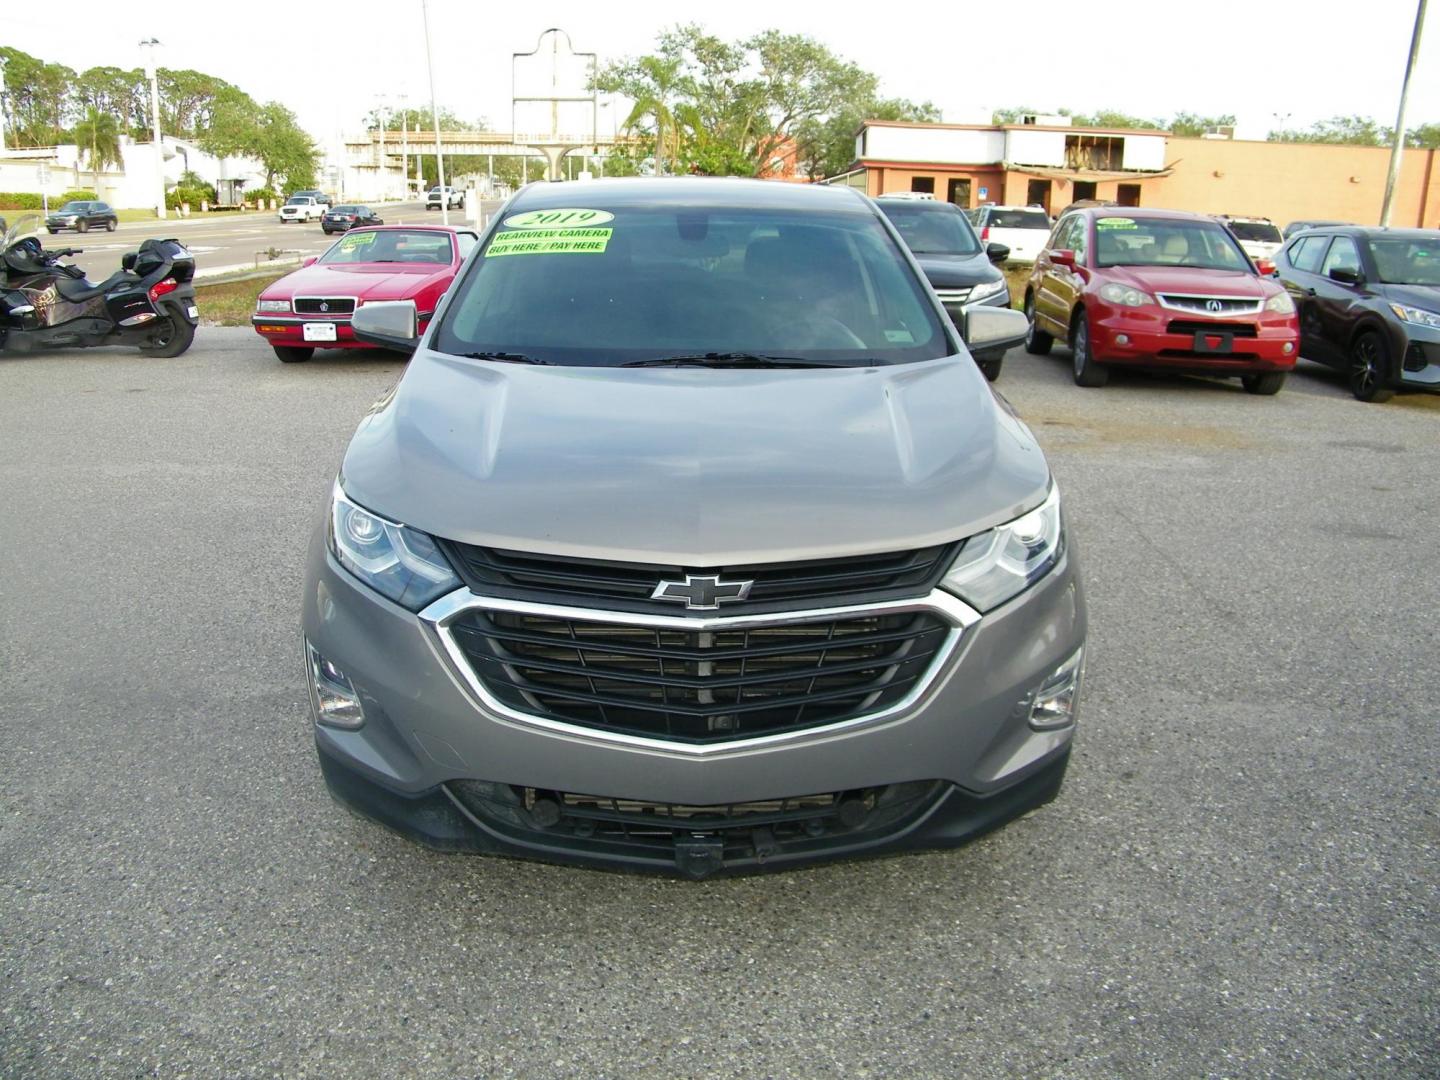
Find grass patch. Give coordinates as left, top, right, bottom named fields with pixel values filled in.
left=1003, top=264, right=1031, bottom=310
left=195, top=272, right=287, bottom=326
left=115, top=207, right=272, bottom=223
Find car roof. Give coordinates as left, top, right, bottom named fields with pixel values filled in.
left=340, top=224, right=475, bottom=234
left=1219, top=215, right=1274, bottom=223
left=1305, top=225, right=1439, bottom=239
left=1067, top=206, right=1220, bottom=223
left=980, top=204, right=1048, bottom=212
left=506, top=177, right=873, bottom=216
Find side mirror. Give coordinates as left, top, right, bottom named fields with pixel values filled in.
left=1328, top=266, right=1363, bottom=285
left=1050, top=249, right=1076, bottom=268
left=1255, top=258, right=1276, bottom=276
left=302, top=255, right=318, bottom=268
left=962, top=306, right=1029, bottom=355
left=350, top=300, right=420, bottom=352
left=986, top=242, right=1011, bottom=265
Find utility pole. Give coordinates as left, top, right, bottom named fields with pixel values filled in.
left=421, top=0, right=448, bottom=225
left=377, top=100, right=387, bottom=201
left=399, top=93, right=409, bottom=199
left=140, top=38, right=166, bottom=219
left=1381, top=0, right=1428, bottom=226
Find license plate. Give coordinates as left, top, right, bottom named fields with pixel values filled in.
left=303, top=322, right=338, bottom=342
left=187, top=305, right=199, bottom=319
left=1193, top=331, right=1234, bottom=354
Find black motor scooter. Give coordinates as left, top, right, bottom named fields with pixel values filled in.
left=0, top=213, right=199, bottom=357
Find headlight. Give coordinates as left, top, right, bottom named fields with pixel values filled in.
left=256, top=298, right=291, bottom=313
left=1391, top=303, right=1440, bottom=329
left=1264, top=291, right=1296, bottom=314
left=966, top=278, right=1008, bottom=304
left=328, top=484, right=461, bottom=610
left=1098, top=282, right=1154, bottom=307
left=941, top=485, right=1064, bottom=612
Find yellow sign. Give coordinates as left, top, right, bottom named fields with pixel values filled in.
left=503, top=208, right=615, bottom=229
left=486, top=227, right=612, bottom=257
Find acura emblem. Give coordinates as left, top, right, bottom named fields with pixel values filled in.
left=652, top=574, right=754, bottom=610
left=1205, top=299, right=1223, bottom=313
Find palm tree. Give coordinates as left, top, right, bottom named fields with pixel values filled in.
left=622, top=55, right=682, bottom=176
left=72, top=107, right=123, bottom=192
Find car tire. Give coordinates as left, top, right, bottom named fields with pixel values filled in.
left=274, top=346, right=314, bottom=363
left=106, top=218, right=117, bottom=232
left=77, top=219, right=90, bottom=233
left=1349, top=331, right=1395, bottom=403
left=1024, top=294, right=1052, bottom=355
left=47, top=228, right=59, bottom=235
left=1242, top=372, right=1287, bottom=396
left=1071, top=311, right=1108, bottom=387
left=977, top=356, right=1003, bottom=382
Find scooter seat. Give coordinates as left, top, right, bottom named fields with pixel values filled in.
left=55, top=270, right=141, bottom=303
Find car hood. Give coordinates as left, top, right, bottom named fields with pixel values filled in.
left=1104, top=266, right=1269, bottom=296
left=1378, top=283, right=1440, bottom=310
left=912, top=253, right=1003, bottom=290
left=264, top=264, right=452, bottom=302
left=340, top=353, right=1051, bottom=565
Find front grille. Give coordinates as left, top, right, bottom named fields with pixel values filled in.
left=1166, top=320, right=1258, bottom=338
left=934, top=287, right=973, bottom=306
left=293, top=297, right=356, bottom=315
left=438, top=542, right=958, bottom=615
left=1158, top=294, right=1262, bottom=316
left=449, top=608, right=952, bottom=744
left=446, top=777, right=946, bottom=875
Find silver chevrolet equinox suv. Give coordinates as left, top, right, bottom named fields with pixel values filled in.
left=302, top=178, right=1087, bottom=878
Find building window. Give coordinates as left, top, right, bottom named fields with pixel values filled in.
left=911, top=176, right=935, bottom=195
left=947, top=178, right=972, bottom=206
left=1073, top=181, right=1098, bottom=202
left=1064, top=134, right=1124, bottom=171
left=1026, top=179, right=1051, bottom=212
left=1117, top=184, right=1141, bottom=207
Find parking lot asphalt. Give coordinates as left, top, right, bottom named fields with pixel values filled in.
left=1, top=332, right=1436, bottom=1078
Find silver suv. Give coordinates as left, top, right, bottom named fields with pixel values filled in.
left=303, top=179, right=1088, bottom=878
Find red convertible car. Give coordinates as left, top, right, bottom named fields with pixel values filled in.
left=251, top=224, right=480, bottom=362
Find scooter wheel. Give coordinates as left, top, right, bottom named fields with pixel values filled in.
left=138, top=312, right=196, bottom=358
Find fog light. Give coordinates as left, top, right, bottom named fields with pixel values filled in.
left=1283, top=342, right=1294, bottom=354
left=1115, top=333, right=1130, bottom=346
left=306, top=641, right=365, bottom=729
left=1028, top=647, right=1084, bottom=731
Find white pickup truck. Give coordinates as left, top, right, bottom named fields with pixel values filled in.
left=279, top=196, right=324, bottom=223
left=426, top=186, right=464, bottom=211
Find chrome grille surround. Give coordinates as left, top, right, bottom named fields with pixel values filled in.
left=933, top=287, right=974, bottom=306
left=1156, top=293, right=1263, bottom=317
left=421, top=588, right=980, bottom=756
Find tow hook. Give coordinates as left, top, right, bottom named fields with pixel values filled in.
left=674, top=835, right=725, bottom=879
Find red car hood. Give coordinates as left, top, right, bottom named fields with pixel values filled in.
left=263, top=263, right=454, bottom=303
left=1104, top=266, right=1271, bottom=297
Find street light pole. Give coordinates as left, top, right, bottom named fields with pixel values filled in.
left=377, top=100, right=387, bottom=201
left=140, top=38, right=166, bottom=220
left=399, top=92, right=409, bottom=199
left=1381, top=0, right=1428, bottom=226
left=421, top=0, right=448, bottom=225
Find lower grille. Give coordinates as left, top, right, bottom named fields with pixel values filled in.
left=1166, top=320, right=1258, bottom=338
left=294, top=297, right=356, bottom=315
left=447, top=778, right=946, bottom=875
left=448, top=608, right=952, bottom=744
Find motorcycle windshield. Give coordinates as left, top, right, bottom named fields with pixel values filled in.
left=3, top=214, right=43, bottom=251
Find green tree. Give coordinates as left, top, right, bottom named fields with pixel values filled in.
left=0, top=47, right=74, bottom=146
left=799, top=96, right=940, bottom=180
left=74, top=66, right=150, bottom=138
left=1168, top=112, right=1237, bottom=137
left=159, top=69, right=244, bottom=139
left=1268, top=115, right=1389, bottom=145
left=1406, top=122, right=1440, bottom=149
left=253, top=103, right=318, bottom=192
left=71, top=107, right=123, bottom=190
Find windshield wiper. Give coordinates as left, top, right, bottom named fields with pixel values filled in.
left=461, top=351, right=553, bottom=365
left=622, top=352, right=842, bottom=368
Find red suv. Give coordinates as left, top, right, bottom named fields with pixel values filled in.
left=1023, top=207, right=1299, bottom=393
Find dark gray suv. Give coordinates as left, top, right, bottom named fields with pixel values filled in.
left=302, top=179, right=1087, bottom=878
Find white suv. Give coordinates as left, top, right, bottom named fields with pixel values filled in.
left=1219, top=216, right=1283, bottom=264
left=279, top=196, right=323, bottom=223
left=967, top=205, right=1053, bottom=263
left=427, top=186, right=464, bottom=211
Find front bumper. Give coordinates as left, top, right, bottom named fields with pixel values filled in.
left=1090, top=305, right=1297, bottom=372
left=1394, top=322, right=1440, bottom=390
left=252, top=315, right=369, bottom=348
left=301, top=520, right=1087, bottom=875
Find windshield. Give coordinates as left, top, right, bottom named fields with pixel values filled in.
left=332, top=205, right=361, bottom=214
left=1093, top=217, right=1252, bottom=272
left=3, top=213, right=42, bottom=249
left=1227, top=221, right=1281, bottom=243
left=319, top=230, right=453, bottom=265
left=286, top=197, right=309, bottom=206
left=1369, top=237, right=1440, bottom=285
left=434, top=204, right=950, bottom=367
left=988, top=210, right=1050, bottom=230
left=58, top=201, right=89, bottom=212
left=875, top=203, right=981, bottom=257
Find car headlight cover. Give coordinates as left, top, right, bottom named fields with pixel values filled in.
left=941, top=485, right=1064, bottom=612
left=1390, top=303, right=1440, bottom=329
left=1098, top=282, right=1154, bottom=307
left=1264, top=291, right=1296, bottom=314
left=966, top=278, right=1009, bottom=303
left=328, top=485, right=460, bottom=610
left=256, top=298, right=291, bottom=313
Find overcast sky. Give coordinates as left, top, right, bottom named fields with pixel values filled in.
left=4, top=0, right=1435, bottom=150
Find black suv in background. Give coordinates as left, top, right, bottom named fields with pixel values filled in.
left=46, top=200, right=118, bottom=233
left=1274, top=226, right=1440, bottom=402
left=875, top=195, right=1013, bottom=380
